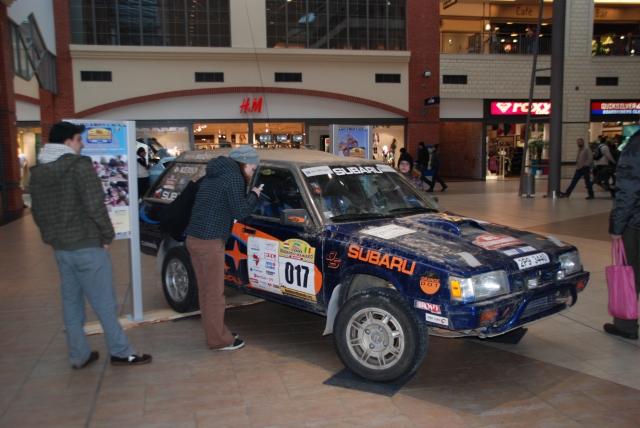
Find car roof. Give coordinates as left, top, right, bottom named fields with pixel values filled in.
left=175, top=148, right=381, bottom=167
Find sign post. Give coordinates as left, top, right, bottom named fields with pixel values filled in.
left=66, top=120, right=147, bottom=323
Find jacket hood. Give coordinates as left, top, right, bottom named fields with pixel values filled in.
left=206, top=155, right=241, bottom=178
left=328, top=213, right=571, bottom=275
left=31, top=153, right=83, bottom=183
left=37, top=144, right=77, bottom=164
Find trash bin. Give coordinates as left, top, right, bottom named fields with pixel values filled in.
left=521, top=173, right=535, bottom=197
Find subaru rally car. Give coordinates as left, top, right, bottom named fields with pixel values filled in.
left=139, top=149, right=589, bottom=382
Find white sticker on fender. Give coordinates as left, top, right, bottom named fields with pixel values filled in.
left=361, top=225, right=416, bottom=239
left=514, top=253, right=550, bottom=270
left=425, top=313, right=449, bottom=326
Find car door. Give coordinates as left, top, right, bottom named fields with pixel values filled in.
left=232, top=164, right=326, bottom=312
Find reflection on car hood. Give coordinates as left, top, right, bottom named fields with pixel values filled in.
left=326, top=213, right=571, bottom=275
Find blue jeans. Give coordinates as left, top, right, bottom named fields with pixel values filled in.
left=564, top=166, right=594, bottom=197
left=55, top=247, right=136, bottom=366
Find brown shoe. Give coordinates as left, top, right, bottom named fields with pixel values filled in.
left=585, top=196, right=594, bottom=200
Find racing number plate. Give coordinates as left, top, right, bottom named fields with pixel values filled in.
left=514, top=253, right=550, bottom=270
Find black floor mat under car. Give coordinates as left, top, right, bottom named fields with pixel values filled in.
left=323, top=368, right=417, bottom=397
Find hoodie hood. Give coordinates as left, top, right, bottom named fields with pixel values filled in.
left=206, top=155, right=241, bottom=178
left=38, top=144, right=77, bottom=164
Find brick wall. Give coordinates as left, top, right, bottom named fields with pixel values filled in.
left=439, top=122, right=483, bottom=179
left=406, top=0, right=441, bottom=157
left=0, top=4, right=24, bottom=214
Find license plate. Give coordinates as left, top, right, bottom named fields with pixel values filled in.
left=514, top=253, right=550, bottom=270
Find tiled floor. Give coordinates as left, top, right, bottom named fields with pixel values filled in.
left=1, top=179, right=638, bottom=427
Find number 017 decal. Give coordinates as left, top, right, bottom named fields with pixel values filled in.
left=279, top=239, right=317, bottom=301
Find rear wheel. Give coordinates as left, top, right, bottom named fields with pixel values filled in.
left=162, top=246, right=199, bottom=313
left=333, top=288, right=429, bottom=382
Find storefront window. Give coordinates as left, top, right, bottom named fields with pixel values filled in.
left=266, top=0, right=406, bottom=50
left=70, top=0, right=230, bottom=47
left=136, top=127, right=189, bottom=155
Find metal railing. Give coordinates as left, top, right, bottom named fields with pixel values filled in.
left=592, top=35, right=639, bottom=56
left=441, top=32, right=551, bottom=55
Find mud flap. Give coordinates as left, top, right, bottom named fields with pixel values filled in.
left=323, top=283, right=342, bottom=336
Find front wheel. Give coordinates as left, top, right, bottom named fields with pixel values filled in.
left=161, top=246, right=199, bottom=313
left=333, top=288, right=429, bottom=382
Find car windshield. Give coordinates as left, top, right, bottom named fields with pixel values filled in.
left=301, top=164, right=441, bottom=223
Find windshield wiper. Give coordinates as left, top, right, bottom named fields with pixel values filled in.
left=330, top=213, right=391, bottom=222
left=388, top=207, right=439, bottom=214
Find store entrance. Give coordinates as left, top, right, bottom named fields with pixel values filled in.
left=486, top=122, right=548, bottom=180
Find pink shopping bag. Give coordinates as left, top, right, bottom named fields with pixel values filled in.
left=606, top=237, right=639, bottom=320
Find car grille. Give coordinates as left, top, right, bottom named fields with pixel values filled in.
left=521, top=288, right=572, bottom=319
left=511, top=266, right=559, bottom=292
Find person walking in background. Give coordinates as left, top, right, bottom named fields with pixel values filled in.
left=426, top=144, right=447, bottom=192
left=136, top=147, right=150, bottom=198
left=186, top=145, right=262, bottom=351
left=592, top=137, right=617, bottom=192
left=605, top=129, right=640, bottom=340
left=559, top=138, right=594, bottom=199
left=29, top=122, right=152, bottom=369
left=416, top=141, right=430, bottom=175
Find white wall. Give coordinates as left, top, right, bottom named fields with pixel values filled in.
left=84, top=93, right=404, bottom=121
left=15, top=100, right=40, bottom=121
left=8, top=0, right=56, bottom=54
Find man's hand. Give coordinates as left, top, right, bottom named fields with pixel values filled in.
left=610, top=234, right=621, bottom=240
left=103, top=244, right=110, bottom=250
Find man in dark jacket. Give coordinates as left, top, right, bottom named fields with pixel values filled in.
left=426, top=144, right=447, bottom=192
left=605, top=129, right=640, bottom=340
left=30, top=122, right=152, bottom=368
left=416, top=141, right=430, bottom=174
left=186, top=145, right=262, bottom=350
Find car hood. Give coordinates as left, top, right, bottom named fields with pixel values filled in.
left=326, top=212, right=571, bottom=275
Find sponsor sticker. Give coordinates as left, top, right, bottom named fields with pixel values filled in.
left=425, top=313, right=449, bottom=326
left=301, top=166, right=333, bottom=177
left=420, top=277, right=440, bottom=294
left=376, top=164, right=396, bottom=172
left=331, top=166, right=384, bottom=176
left=361, top=225, right=417, bottom=240
left=503, top=246, right=536, bottom=257
left=414, top=300, right=441, bottom=314
left=473, top=234, right=524, bottom=250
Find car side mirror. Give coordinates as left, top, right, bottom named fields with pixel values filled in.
left=281, top=209, right=309, bottom=227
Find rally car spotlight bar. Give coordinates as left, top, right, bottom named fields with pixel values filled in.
left=449, top=271, right=510, bottom=303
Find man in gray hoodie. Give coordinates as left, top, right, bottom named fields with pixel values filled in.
left=560, top=138, right=594, bottom=199
left=30, top=122, right=151, bottom=369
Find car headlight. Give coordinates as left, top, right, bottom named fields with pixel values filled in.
left=449, top=271, right=509, bottom=303
left=559, top=251, right=582, bottom=276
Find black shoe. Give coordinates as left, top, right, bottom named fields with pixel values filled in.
left=585, top=195, right=594, bottom=200
left=441, top=185, right=448, bottom=192
left=111, top=353, right=153, bottom=366
left=603, top=323, right=638, bottom=340
left=73, top=350, right=99, bottom=369
left=232, top=332, right=238, bottom=338
left=426, top=189, right=434, bottom=192
left=218, top=338, right=245, bottom=351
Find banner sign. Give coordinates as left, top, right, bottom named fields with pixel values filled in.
left=333, top=126, right=370, bottom=159
left=591, top=101, right=640, bottom=115
left=490, top=101, right=551, bottom=116
left=76, top=121, right=132, bottom=240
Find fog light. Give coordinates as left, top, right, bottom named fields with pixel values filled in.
left=556, top=270, right=566, bottom=281
left=480, top=309, right=498, bottom=324
left=526, top=278, right=538, bottom=289
left=576, top=280, right=586, bottom=292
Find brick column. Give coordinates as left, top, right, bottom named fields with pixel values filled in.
left=48, top=0, right=75, bottom=129
left=406, top=0, right=441, bottom=159
left=0, top=4, right=24, bottom=214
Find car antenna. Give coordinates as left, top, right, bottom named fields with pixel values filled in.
left=245, top=2, right=274, bottom=149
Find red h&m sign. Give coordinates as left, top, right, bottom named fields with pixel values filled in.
left=240, top=97, right=263, bottom=114
left=490, top=101, right=551, bottom=115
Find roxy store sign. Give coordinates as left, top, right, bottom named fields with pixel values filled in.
left=490, top=102, right=551, bottom=116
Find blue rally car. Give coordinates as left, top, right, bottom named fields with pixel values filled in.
left=139, top=149, right=589, bottom=382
